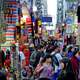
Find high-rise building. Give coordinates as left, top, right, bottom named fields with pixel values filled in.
left=57, top=0, right=64, bottom=24
left=65, top=0, right=77, bottom=25
left=20, top=0, right=48, bottom=17
left=35, top=0, right=48, bottom=17
left=57, top=0, right=77, bottom=24
left=20, top=0, right=31, bottom=9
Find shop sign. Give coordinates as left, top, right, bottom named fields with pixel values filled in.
left=26, top=18, right=32, bottom=25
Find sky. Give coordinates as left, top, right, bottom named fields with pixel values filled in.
left=21, top=0, right=57, bottom=28
left=47, top=0, right=57, bottom=27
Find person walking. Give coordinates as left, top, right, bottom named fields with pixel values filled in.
left=57, top=58, right=76, bottom=80
left=70, top=48, right=80, bottom=80
left=34, top=45, right=45, bottom=68
left=67, top=46, right=74, bottom=59
left=39, top=55, right=53, bottom=80
left=0, top=71, right=7, bottom=80
left=30, top=47, right=38, bottom=68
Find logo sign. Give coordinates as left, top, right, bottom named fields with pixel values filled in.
left=26, top=18, right=32, bottom=25
left=66, top=16, right=73, bottom=25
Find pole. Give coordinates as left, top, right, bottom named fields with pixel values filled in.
left=16, top=0, right=22, bottom=80
left=16, top=41, right=21, bottom=80
left=31, top=0, right=34, bottom=44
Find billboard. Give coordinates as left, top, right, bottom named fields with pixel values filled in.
left=26, top=18, right=32, bottom=25
left=32, top=16, right=52, bottom=22
left=41, top=17, right=52, bottom=22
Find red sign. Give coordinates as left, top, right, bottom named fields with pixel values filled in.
left=26, top=18, right=32, bottom=25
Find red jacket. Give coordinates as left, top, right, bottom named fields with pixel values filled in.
left=4, top=55, right=11, bottom=68
left=23, top=49, right=30, bottom=66
left=71, top=56, right=79, bottom=78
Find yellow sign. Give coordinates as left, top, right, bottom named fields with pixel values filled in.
left=38, top=20, right=42, bottom=26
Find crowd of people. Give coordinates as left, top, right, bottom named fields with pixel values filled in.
left=0, top=37, right=80, bottom=80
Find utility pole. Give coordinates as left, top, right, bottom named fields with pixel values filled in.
left=16, top=0, right=22, bottom=80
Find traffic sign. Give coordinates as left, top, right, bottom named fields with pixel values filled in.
left=65, top=16, right=73, bottom=25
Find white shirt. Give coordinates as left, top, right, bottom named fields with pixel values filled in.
left=55, top=53, right=62, bottom=62
left=19, top=51, right=25, bottom=61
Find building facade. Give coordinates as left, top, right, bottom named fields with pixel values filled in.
left=57, top=0, right=64, bottom=24
left=35, top=0, right=48, bottom=17
left=20, top=0, right=48, bottom=17
left=4, top=0, right=22, bottom=42
left=57, top=0, right=77, bottom=24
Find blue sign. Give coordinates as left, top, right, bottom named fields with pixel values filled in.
left=66, top=16, right=73, bottom=24
left=6, top=0, right=16, bottom=1
left=32, top=16, right=52, bottom=22
left=41, top=17, right=52, bottom=22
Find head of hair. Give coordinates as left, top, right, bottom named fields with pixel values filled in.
left=38, top=78, right=50, bottom=80
left=68, top=46, right=73, bottom=52
left=60, top=57, right=70, bottom=70
left=42, top=55, right=52, bottom=63
left=6, top=50, right=10, bottom=55
left=11, top=44, right=16, bottom=51
left=73, top=47, right=79, bottom=56
left=29, top=66, right=33, bottom=76
left=54, top=45, right=59, bottom=50
left=63, top=45, right=67, bottom=52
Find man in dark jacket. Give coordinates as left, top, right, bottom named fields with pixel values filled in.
left=0, top=71, right=7, bottom=80
left=30, top=47, right=38, bottom=68
left=35, top=45, right=45, bottom=67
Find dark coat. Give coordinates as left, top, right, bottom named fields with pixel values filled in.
left=0, top=71, right=7, bottom=80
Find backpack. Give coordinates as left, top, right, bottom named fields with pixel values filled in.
left=52, top=53, right=62, bottom=66
left=52, top=54, right=59, bottom=66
